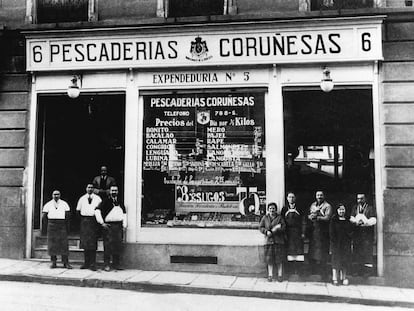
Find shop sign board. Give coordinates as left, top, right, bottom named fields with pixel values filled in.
left=26, top=22, right=382, bottom=71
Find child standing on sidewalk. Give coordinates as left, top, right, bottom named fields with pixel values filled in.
left=259, top=202, right=286, bottom=282
left=329, top=203, right=353, bottom=285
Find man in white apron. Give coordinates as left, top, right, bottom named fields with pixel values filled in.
left=42, top=190, right=72, bottom=269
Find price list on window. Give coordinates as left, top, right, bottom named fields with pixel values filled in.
left=142, top=92, right=265, bottom=173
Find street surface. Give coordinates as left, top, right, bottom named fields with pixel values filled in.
left=0, top=281, right=410, bottom=311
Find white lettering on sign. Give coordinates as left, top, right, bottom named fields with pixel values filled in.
left=26, top=20, right=383, bottom=71
left=149, top=96, right=255, bottom=108
left=176, top=185, right=226, bottom=202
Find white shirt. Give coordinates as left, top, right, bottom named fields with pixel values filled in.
left=350, top=204, right=377, bottom=226
left=76, top=193, right=102, bottom=216
left=285, top=204, right=300, bottom=217
left=42, top=199, right=70, bottom=219
left=95, top=202, right=127, bottom=228
left=105, top=206, right=125, bottom=223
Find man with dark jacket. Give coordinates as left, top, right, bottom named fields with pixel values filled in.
left=350, top=193, right=377, bottom=277
left=92, top=166, right=117, bottom=199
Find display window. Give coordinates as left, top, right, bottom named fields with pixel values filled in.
left=141, top=89, right=266, bottom=228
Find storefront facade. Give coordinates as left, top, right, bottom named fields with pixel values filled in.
left=24, top=16, right=385, bottom=275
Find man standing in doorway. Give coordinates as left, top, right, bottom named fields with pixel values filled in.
left=307, top=190, right=333, bottom=280
left=350, top=193, right=377, bottom=277
left=95, top=185, right=127, bottom=271
left=282, top=192, right=306, bottom=276
left=92, top=166, right=117, bottom=200
left=42, top=190, right=72, bottom=269
left=76, top=183, right=102, bottom=271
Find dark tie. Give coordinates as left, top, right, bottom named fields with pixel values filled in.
left=100, top=176, right=106, bottom=189
left=88, top=196, right=92, bottom=204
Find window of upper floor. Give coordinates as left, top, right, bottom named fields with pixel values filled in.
left=28, top=0, right=97, bottom=23
left=167, top=0, right=225, bottom=17
left=311, top=0, right=373, bottom=10
left=309, top=0, right=414, bottom=10
left=25, top=0, right=414, bottom=24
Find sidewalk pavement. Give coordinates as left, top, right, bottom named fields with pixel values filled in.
left=0, top=258, right=413, bottom=308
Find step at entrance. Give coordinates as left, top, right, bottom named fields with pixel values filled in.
left=33, top=236, right=104, bottom=263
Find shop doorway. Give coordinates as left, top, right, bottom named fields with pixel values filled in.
left=34, top=94, right=125, bottom=234
left=283, top=88, right=375, bottom=209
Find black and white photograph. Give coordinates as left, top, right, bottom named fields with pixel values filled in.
left=0, top=0, right=414, bottom=310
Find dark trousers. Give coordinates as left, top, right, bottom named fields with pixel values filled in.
left=104, top=254, right=120, bottom=266
left=352, top=263, right=374, bottom=277
left=288, top=261, right=303, bottom=275
left=51, top=255, right=69, bottom=263
left=310, top=259, right=329, bottom=279
left=83, top=250, right=97, bottom=267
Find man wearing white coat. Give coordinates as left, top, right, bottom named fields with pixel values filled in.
left=42, top=190, right=72, bottom=269
left=76, top=183, right=102, bottom=271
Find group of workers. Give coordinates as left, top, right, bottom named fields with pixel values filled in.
left=260, top=191, right=376, bottom=285
left=42, top=166, right=127, bottom=271
left=43, top=166, right=376, bottom=285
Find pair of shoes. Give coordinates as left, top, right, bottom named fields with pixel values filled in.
left=333, top=280, right=339, bottom=286
left=342, top=279, right=349, bottom=286
left=80, top=265, right=89, bottom=269
left=104, top=265, right=111, bottom=272
left=267, top=276, right=273, bottom=282
left=89, top=265, right=97, bottom=271
left=50, top=262, right=57, bottom=269
left=277, top=276, right=283, bottom=283
left=63, top=263, right=73, bottom=269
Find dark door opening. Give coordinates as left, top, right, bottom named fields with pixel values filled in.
left=283, top=88, right=375, bottom=209
left=34, top=94, right=125, bottom=234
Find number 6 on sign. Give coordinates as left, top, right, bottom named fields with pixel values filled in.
left=361, top=32, right=371, bottom=52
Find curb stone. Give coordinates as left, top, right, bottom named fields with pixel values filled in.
left=0, top=272, right=413, bottom=308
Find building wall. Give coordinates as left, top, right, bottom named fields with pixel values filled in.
left=0, top=0, right=26, bottom=27
left=0, top=31, right=29, bottom=259
left=123, top=244, right=266, bottom=275
left=382, top=16, right=414, bottom=287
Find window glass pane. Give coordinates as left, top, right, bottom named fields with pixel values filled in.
left=311, top=0, right=374, bottom=10
left=386, top=0, right=414, bottom=7
left=293, top=145, right=343, bottom=179
left=169, top=0, right=224, bottom=17
left=37, top=0, right=88, bottom=23
left=142, top=90, right=266, bottom=228
left=311, top=0, right=414, bottom=9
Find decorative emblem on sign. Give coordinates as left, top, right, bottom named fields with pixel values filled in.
left=186, top=36, right=213, bottom=62
left=197, top=111, right=210, bottom=125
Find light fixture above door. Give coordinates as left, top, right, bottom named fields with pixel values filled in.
left=67, top=75, right=82, bottom=98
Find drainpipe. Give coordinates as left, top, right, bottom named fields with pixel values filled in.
left=372, top=60, right=384, bottom=277
left=25, top=73, right=37, bottom=258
